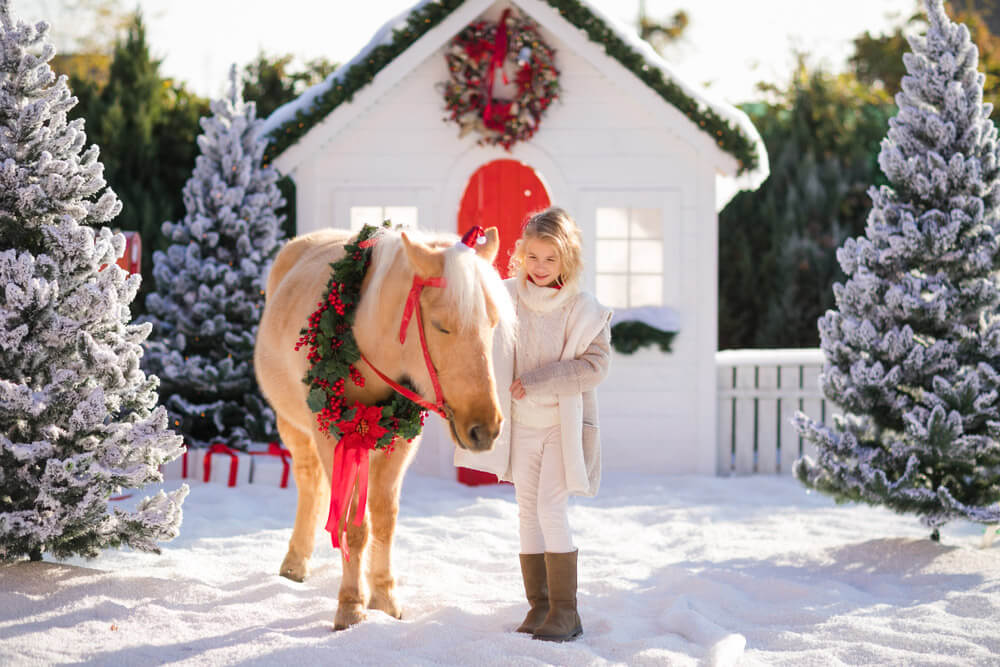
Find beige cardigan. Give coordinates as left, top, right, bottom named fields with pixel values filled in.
left=454, top=279, right=613, bottom=497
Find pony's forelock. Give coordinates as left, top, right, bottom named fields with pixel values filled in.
left=356, top=228, right=515, bottom=338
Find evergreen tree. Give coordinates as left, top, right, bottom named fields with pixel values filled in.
left=143, top=66, right=284, bottom=450
left=794, top=0, right=1000, bottom=538
left=240, top=51, right=336, bottom=120
left=0, top=0, right=186, bottom=562
left=73, top=13, right=209, bottom=315
left=718, top=67, right=893, bottom=348
left=240, top=51, right=335, bottom=241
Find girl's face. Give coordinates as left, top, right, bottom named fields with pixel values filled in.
left=523, top=237, right=561, bottom=287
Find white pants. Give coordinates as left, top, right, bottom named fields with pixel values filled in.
left=510, top=422, right=574, bottom=554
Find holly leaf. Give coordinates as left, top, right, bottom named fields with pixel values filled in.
left=307, top=386, right=328, bottom=412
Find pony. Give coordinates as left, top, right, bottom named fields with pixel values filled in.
left=254, top=225, right=514, bottom=630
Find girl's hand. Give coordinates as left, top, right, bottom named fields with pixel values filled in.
left=510, top=378, right=526, bottom=400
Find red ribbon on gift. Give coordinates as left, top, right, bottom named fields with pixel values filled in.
left=203, top=443, right=240, bottom=487
left=325, top=403, right=388, bottom=561
left=482, top=8, right=512, bottom=132
left=250, top=442, right=293, bottom=488
left=181, top=442, right=190, bottom=478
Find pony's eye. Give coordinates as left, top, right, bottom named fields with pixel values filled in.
left=432, top=321, right=451, bottom=334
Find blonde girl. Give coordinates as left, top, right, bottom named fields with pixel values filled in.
left=455, top=207, right=612, bottom=642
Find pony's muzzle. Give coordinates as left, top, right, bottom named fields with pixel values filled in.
left=466, top=423, right=499, bottom=451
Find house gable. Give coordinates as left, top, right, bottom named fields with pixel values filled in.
left=261, top=0, right=765, bottom=184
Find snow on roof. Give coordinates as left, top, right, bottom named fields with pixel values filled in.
left=260, top=0, right=436, bottom=138
left=261, top=0, right=768, bottom=197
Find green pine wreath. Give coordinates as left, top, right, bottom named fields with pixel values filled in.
left=294, top=223, right=426, bottom=449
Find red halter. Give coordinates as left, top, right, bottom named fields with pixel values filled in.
left=359, top=226, right=485, bottom=420
left=359, top=274, right=450, bottom=420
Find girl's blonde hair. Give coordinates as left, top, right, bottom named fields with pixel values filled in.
left=508, top=206, right=583, bottom=287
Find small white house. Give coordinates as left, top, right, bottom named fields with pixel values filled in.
left=260, top=0, right=768, bottom=477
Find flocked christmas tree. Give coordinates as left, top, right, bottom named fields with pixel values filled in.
left=794, top=0, right=1000, bottom=539
left=143, top=66, right=283, bottom=450
left=0, top=1, right=187, bottom=561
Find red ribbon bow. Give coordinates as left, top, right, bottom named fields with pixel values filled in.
left=399, top=275, right=447, bottom=345
left=203, top=443, right=240, bottom=487
left=325, top=403, right=389, bottom=560
left=483, top=8, right=512, bottom=132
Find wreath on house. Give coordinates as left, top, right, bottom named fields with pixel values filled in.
left=442, top=8, right=559, bottom=150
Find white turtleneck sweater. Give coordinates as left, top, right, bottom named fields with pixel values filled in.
left=512, top=277, right=591, bottom=427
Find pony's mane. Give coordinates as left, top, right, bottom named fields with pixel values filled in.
left=356, top=227, right=515, bottom=340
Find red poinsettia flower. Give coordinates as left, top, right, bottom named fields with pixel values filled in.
left=483, top=101, right=512, bottom=131
left=464, top=39, right=490, bottom=62
left=337, top=402, right=389, bottom=449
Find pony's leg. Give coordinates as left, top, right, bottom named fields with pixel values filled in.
left=366, top=437, right=419, bottom=619
left=334, top=484, right=371, bottom=630
left=278, top=416, right=325, bottom=582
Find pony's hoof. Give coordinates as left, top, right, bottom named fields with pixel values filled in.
left=333, top=603, right=367, bottom=630
left=368, top=591, right=403, bottom=619
left=279, top=553, right=309, bottom=582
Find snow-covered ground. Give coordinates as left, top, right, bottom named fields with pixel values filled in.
left=2, top=471, right=998, bottom=666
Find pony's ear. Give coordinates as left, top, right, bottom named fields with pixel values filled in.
left=401, top=232, right=445, bottom=278
left=476, top=226, right=500, bottom=264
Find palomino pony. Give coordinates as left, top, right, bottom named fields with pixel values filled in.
left=254, top=225, right=513, bottom=630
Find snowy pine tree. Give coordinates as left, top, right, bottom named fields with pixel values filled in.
left=0, top=1, right=187, bottom=562
left=143, top=66, right=283, bottom=450
left=794, top=0, right=1000, bottom=537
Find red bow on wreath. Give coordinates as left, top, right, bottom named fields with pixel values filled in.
left=483, top=8, right=512, bottom=132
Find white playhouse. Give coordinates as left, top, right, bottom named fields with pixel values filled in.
left=260, top=0, right=768, bottom=477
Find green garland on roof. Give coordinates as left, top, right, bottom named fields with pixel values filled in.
left=263, top=0, right=759, bottom=173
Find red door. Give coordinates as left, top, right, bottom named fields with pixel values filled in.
left=458, top=159, right=550, bottom=278
left=456, top=160, right=550, bottom=486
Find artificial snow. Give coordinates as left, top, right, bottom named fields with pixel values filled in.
left=2, top=471, right=998, bottom=665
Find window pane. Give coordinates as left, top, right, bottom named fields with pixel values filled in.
left=596, top=207, right=628, bottom=238
left=350, top=206, right=382, bottom=232
left=630, top=240, right=663, bottom=273
left=385, top=206, right=418, bottom=228
left=596, top=274, right=629, bottom=308
left=596, top=239, right=628, bottom=272
left=629, top=275, right=663, bottom=307
left=630, top=208, right=662, bottom=239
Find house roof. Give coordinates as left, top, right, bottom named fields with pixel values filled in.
left=260, top=0, right=768, bottom=193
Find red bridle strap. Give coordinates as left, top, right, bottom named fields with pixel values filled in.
left=359, top=274, right=449, bottom=419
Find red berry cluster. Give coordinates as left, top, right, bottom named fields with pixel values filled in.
left=317, top=402, right=344, bottom=433
left=293, top=300, right=328, bottom=362
left=326, top=281, right=347, bottom=316
left=349, top=364, right=366, bottom=387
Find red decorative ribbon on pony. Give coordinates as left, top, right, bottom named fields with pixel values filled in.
left=482, top=8, right=512, bottom=132
left=326, top=227, right=485, bottom=560
left=325, top=403, right=387, bottom=560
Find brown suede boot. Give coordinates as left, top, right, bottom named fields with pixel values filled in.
left=516, top=553, right=549, bottom=633
left=532, top=550, right=583, bottom=642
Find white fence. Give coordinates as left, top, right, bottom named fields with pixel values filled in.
left=715, top=349, right=840, bottom=476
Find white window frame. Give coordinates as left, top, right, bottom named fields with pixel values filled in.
left=579, top=190, right=681, bottom=308
left=328, top=189, right=436, bottom=233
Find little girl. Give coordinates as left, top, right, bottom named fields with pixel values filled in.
left=456, top=207, right=612, bottom=642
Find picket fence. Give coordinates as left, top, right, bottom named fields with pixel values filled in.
left=715, top=348, right=841, bottom=476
